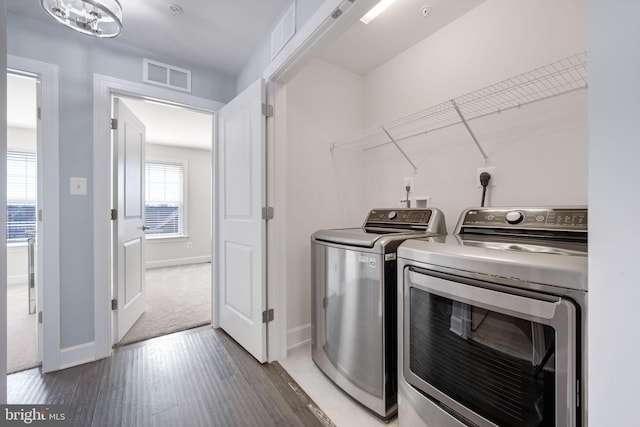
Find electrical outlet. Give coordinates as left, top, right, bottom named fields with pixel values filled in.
left=187, top=242, right=193, bottom=249
left=476, top=166, right=497, bottom=188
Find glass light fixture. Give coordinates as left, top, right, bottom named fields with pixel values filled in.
left=40, top=0, right=123, bottom=38
left=360, top=0, right=397, bottom=25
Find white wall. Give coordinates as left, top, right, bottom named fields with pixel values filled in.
left=1, top=0, right=8, bottom=404
left=588, top=1, right=640, bottom=423
left=283, top=58, right=365, bottom=348
left=360, top=0, right=588, bottom=231
left=145, top=144, right=212, bottom=269
left=7, top=127, right=36, bottom=151
left=282, top=0, right=588, bottom=349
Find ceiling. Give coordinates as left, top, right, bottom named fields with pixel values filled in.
left=320, top=0, right=485, bottom=75
left=6, top=0, right=292, bottom=76
left=119, top=97, right=213, bottom=150
left=6, top=0, right=486, bottom=77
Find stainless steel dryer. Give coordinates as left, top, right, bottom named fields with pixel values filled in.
left=397, top=207, right=588, bottom=427
left=311, top=208, right=447, bottom=419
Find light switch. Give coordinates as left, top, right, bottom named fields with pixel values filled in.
left=70, top=177, right=87, bottom=196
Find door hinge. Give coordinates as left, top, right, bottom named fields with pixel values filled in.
left=38, top=209, right=43, bottom=222
left=261, top=103, right=274, bottom=118
left=111, top=299, right=118, bottom=310
left=111, top=209, right=118, bottom=220
left=331, top=7, right=343, bottom=19
left=262, top=206, right=274, bottom=221
left=38, top=311, right=43, bottom=324
left=110, top=118, right=118, bottom=130
left=262, top=308, right=274, bottom=323
left=37, top=107, right=42, bottom=120
left=323, top=297, right=328, bottom=309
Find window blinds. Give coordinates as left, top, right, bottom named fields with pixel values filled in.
left=7, top=151, right=37, bottom=242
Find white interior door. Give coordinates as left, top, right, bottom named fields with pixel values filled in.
left=217, top=78, right=267, bottom=362
left=113, top=98, right=146, bottom=343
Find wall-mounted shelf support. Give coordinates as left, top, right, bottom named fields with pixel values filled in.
left=451, top=100, right=488, bottom=161
left=330, top=52, right=588, bottom=170
left=381, top=126, right=418, bottom=172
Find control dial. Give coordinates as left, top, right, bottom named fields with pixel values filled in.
left=387, top=211, right=398, bottom=220
left=505, top=210, right=524, bottom=224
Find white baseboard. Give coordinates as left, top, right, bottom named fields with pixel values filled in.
left=287, top=323, right=311, bottom=351
left=146, top=256, right=211, bottom=270
left=7, top=274, right=27, bottom=286
left=59, top=341, right=96, bottom=370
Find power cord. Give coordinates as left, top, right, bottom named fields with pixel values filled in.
left=480, top=172, right=491, bottom=207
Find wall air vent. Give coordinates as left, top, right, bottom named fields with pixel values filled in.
left=143, top=58, right=192, bottom=93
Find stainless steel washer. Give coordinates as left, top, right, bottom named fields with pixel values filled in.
left=311, top=208, right=447, bottom=419
left=397, top=207, right=588, bottom=427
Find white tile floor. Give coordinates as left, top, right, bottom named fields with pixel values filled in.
left=279, top=343, right=398, bottom=427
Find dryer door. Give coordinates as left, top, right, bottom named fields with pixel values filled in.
left=402, top=266, right=578, bottom=427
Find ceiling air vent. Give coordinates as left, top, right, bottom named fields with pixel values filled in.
left=271, top=2, right=296, bottom=59
left=143, top=59, right=191, bottom=92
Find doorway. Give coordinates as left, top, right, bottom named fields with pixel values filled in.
left=110, top=95, right=214, bottom=346
left=6, top=72, right=39, bottom=373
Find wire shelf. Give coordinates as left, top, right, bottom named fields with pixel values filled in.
left=330, top=52, right=588, bottom=161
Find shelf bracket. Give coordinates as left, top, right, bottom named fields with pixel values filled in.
left=451, top=100, right=489, bottom=161
left=381, top=126, right=418, bottom=172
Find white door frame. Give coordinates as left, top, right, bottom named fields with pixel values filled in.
left=93, top=75, right=223, bottom=360
left=7, top=55, right=60, bottom=373
left=258, top=0, right=378, bottom=359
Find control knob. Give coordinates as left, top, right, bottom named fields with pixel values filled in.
left=388, top=211, right=398, bottom=220
left=505, top=210, right=524, bottom=224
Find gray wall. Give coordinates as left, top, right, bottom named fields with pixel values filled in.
left=7, top=12, right=235, bottom=348
left=1, top=0, right=8, bottom=403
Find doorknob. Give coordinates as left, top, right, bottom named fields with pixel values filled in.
left=142, top=225, right=150, bottom=231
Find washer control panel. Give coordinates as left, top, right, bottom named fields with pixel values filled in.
left=462, top=208, right=588, bottom=230
left=366, top=209, right=432, bottom=225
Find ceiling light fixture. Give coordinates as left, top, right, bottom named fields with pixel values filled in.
left=40, top=0, right=123, bottom=38
left=360, top=0, right=397, bottom=25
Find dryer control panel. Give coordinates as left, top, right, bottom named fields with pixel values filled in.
left=460, top=207, right=588, bottom=232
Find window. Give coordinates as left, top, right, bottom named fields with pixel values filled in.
left=145, top=162, right=184, bottom=237
left=7, top=151, right=37, bottom=243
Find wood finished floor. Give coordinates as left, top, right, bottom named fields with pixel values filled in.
left=7, top=327, right=332, bottom=427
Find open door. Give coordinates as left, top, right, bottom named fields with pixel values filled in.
left=217, top=78, right=268, bottom=362
left=112, top=98, right=146, bottom=343
left=35, top=77, right=43, bottom=363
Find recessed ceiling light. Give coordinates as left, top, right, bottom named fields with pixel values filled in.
left=168, top=3, right=183, bottom=15
left=360, top=0, right=397, bottom=25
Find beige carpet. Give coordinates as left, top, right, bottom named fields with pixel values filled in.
left=7, top=282, right=39, bottom=374
left=118, top=263, right=212, bottom=346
